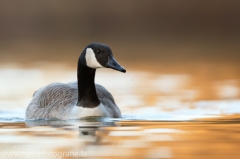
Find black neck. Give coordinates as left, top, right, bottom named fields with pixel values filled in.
left=77, top=64, right=100, bottom=108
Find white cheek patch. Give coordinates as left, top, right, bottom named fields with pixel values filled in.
left=85, top=48, right=103, bottom=68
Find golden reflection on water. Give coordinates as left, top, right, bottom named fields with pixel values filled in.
left=0, top=64, right=240, bottom=158
left=0, top=115, right=239, bottom=159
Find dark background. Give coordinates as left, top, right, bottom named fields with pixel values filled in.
left=0, top=0, right=240, bottom=70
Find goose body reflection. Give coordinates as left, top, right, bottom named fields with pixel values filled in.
left=26, top=43, right=126, bottom=120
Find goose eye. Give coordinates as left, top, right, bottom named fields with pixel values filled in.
left=96, top=49, right=100, bottom=53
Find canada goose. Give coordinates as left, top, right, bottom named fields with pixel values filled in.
left=26, top=43, right=126, bottom=120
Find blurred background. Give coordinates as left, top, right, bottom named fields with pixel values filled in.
left=0, top=0, right=240, bottom=118
left=1, top=1, right=240, bottom=159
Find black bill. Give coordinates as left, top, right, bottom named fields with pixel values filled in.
left=105, top=56, right=126, bottom=73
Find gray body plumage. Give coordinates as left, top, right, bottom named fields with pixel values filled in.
left=25, top=82, right=121, bottom=120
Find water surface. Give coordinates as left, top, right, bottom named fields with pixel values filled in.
left=0, top=65, right=240, bottom=159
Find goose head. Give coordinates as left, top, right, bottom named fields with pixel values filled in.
left=79, top=43, right=126, bottom=73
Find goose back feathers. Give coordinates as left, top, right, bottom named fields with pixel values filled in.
left=26, top=82, right=121, bottom=120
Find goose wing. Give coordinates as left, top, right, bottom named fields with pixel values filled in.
left=95, top=84, right=122, bottom=118
left=26, top=82, right=78, bottom=119
left=35, top=82, right=78, bottom=108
